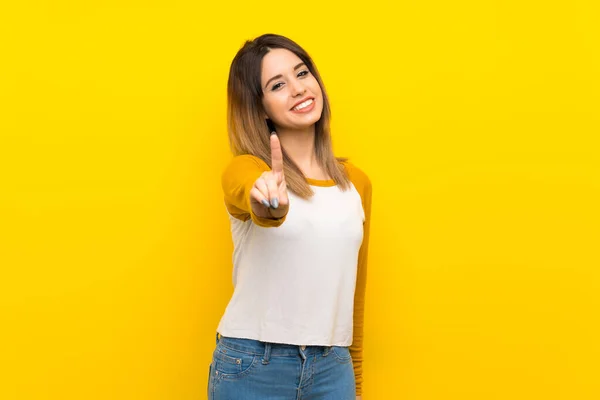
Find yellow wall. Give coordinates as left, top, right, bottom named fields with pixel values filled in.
left=1, top=1, right=599, bottom=399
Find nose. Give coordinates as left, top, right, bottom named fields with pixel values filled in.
left=290, top=80, right=306, bottom=97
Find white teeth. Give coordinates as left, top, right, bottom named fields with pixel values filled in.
left=293, top=98, right=314, bottom=111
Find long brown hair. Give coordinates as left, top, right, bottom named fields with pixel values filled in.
left=226, top=33, right=351, bottom=199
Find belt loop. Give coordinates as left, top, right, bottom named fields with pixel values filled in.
left=215, top=332, right=220, bottom=345
left=262, top=342, right=271, bottom=365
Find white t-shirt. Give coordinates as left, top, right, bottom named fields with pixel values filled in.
left=217, top=181, right=365, bottom=346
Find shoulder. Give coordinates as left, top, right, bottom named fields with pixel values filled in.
left=222, top=154, right=270, bottom=179
left=340, top=160, right=372, bottom=193
left=225, top=154, right=270, bottom=171
left=340, top=160, right=373, bottom=217
left=221, top=154, right=271, bottom=192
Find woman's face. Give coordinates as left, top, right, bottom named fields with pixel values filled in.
left=261, top=48, right=323, bottom=132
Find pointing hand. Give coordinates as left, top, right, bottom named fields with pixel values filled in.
left=249, top=134, right=289, bottom=219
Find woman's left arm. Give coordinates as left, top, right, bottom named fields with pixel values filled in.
left=348, top=167, right=372, bottom=398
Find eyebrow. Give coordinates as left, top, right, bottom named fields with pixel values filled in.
left=264, top=62, right=307, bottom=89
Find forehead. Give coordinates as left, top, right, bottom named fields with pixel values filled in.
left=261, top=48, right=303, bottom=80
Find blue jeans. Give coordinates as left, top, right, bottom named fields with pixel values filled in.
left=208, top=332, right=356, bottom=399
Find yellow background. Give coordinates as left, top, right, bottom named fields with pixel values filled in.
left=1, top=1, right=599, bottom=399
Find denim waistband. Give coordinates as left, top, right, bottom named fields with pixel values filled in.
left=215, top=332, right=334, bottom=357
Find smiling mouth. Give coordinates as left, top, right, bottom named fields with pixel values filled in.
left=291, top=98, right=315, bottom=111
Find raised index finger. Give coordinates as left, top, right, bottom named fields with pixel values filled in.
left=270, top=134, right=284, bottom=175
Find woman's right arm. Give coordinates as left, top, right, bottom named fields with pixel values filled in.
left=221, top=135, right=289, bottom=227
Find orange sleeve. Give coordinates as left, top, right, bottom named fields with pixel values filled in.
left=343, top=161, right=372, bottom=397
left=221, top=155, right=287, bottom=228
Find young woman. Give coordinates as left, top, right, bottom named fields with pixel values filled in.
left=208, top=33, right=372, bottom=400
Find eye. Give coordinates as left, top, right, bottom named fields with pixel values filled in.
left=270, top=70, right=310, bottom=91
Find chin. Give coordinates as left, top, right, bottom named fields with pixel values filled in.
left=301, top=107, right=323, bottom=125
left=295, top=116, right=321, bottom=130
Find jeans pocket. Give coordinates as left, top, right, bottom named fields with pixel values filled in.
left=212, top=345, right=258, bottom=379
left=331, top=346, right=353, bottom=364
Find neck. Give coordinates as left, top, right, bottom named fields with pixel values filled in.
left=276, top=125, right=318, bottom=171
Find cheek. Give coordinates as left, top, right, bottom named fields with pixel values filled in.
left=263, top=95, right=288, bottom=120
left=310, top=78, right=322, bottom=95
left=268, top=96, right=288, bottom=111
left=262, top=96, right=276, bottom=114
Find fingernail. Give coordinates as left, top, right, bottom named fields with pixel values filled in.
left=271, top=198, right=279, bottom=209
left=261, top=199, right=270, bottom=208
